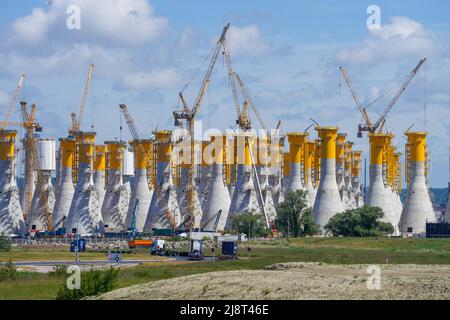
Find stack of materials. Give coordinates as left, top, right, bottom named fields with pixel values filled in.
left=0, top=130, right=26, bottom=235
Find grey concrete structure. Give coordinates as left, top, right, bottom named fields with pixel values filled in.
left=27, top=173, right=56, bottom=231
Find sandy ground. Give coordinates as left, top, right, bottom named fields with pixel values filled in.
left=96, top=262, right=450, bottom=300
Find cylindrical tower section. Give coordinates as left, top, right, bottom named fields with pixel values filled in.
left=304, top=140, right=317, bottom=207
left=312, top=127, right=343, bottom=229
left=400, top=132, right=436, bottom=234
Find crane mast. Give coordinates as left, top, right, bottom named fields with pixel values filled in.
left=20, top=102, right=52, bottom=229
left=0, top=74, right=26, bottom=129
left=173, top=23, right=230, bottom=230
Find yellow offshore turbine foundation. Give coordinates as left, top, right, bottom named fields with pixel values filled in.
left=66, top=131, right=104, bottom=235
left=400, top=132, right=436, bottom=234
left=0, top=130, right=26, bottom=235
left=286, top=132, right=308, bottom=195
left=312, top=127, right=343, bottom=228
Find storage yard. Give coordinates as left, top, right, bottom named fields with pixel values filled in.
left=0, top=19, right=449, bottom=301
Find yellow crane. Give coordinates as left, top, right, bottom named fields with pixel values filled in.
left=173, top=23, right=230, bottom=230
left=20, top=102, right=52, bottom=229
left=0, top=74, right=26, bottom=129
left=68, top=64, right=94, bottom=183
left=339, top=58, right=426, bottom=137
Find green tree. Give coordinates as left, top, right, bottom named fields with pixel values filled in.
left=275, top=190, right=320, bottom=237
left=0, top=233, right=11, bottom=252
left=230, top=211, right=271, bottom=238
left=55, top=267, right=119, bottom=300
left=324, top=206, right=394, bottom=237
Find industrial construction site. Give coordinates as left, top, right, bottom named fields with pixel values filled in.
left=0, top=1, right=449, bottom=302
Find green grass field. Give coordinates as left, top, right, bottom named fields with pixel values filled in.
left=1, top=237, right=449, bottom=300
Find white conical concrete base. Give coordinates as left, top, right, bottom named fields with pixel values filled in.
left=399, top=162, right=436, bottom=234
left=93, top=170, right=106, bottom=208
left=198, top=166, right=211, bottom=206
left=351, top=177, right=364, bottom=208
left=365, top=164, right=397, bottom=229
left=177, top=167, right=203, bottom=228
left=227, top=164, right=263, bottom=229
left=66, top=163, right=104, bottom=235
left=305, top=169, right=316, bottom=208
left=101, top=169, right=132, bottom=232
left=258, top=166, right=277, bottom=224
left=125, top=169, right=153, bottom=232
left=52, top=167, right=74, bottom=226
left=144, top=161, right=181, bottom=231
left=269, top=169, right=283, bottom=206
left=0, top=161, right=26, bottom=236
left=201, top=163, right=231, bottom=231
left=27, top=173, right=56, bottom=231
left=313, top=158, right=344, bottom=229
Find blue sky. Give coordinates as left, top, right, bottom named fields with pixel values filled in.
left=0, top=0, right=449, bottom=187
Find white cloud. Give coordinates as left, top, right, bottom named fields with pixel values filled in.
left=337, top=16, right=447, bottom=66
left=228, top=25, right=269, bottom=56
left=9, top=0, right=168, bottom=46
left=120, top=68, right=184, bottom=90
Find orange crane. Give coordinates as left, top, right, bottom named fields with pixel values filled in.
left=340, top=58, right=426, bottom=137
left=172, top=23, right=230, bottom=230
left=119, top=103, right=177, bottom=230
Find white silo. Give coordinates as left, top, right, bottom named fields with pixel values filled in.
left=312, top=127, right=344, bottom=229
left=144, top=130, right=181, bottom=231
left=66, top=132, right=104, bottom=235
left=0, top=130, right=26, bottom=236
left=27, top=138, right=56, bottom=231
left=399, top=132, right=436, bottom=234
left=201, top=135, right=231, bottom=231
left=52, top=138, right=75, bottom=226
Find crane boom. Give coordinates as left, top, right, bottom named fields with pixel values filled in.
left=373, top=58, right=427, bottom=130
left=339, top=66, right=373, bottom=127
left=20, top=102, right=53, bottom=230
left=1, top=74, right=26, bottom=129
left=71, top=64, right=94, bottom=133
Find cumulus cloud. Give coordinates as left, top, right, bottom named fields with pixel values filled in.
left=120, top=68, right=184, bottom=91
left=337, top=16, right=447, bottom=66
left=9, top=0, right=168, bottom=46
left=228, top=25, right=269, bottom=56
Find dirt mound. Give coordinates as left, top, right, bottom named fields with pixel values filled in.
left=96, top=263, right=450, bottom=300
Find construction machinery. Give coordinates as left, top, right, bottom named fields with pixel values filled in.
left=69, top=64, right=94, bottom=183
left=20, top=101, right=52, bottom=230
left=172, top=23, right=230, bottom=230
left=339, top=58, right=426, bottom=137
left=0, top=74, right=26, bottom=129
